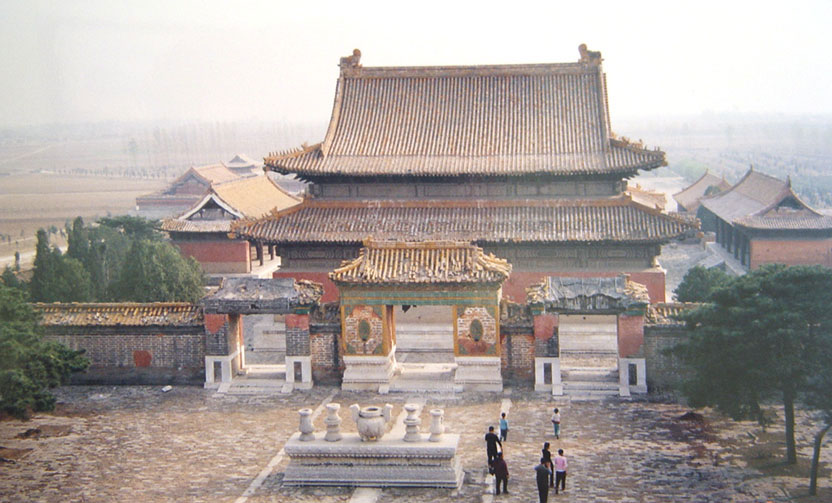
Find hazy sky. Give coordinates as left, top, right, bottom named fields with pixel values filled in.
left=1, top=0, right=831, bottom=128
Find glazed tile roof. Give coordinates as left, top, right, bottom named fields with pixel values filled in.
left=191, top=164, right=242, bottom=184
left=161, top=175, right=301, bottom=234
left=202, top=277, right=323, bottom=314
left=235, top=196, right=696, bottom=245
left=672, top=171, right=731, bottom=212
left=34, top=303, right=203, bottom=327
left=330, top=239, right=511, bottom=285
left=265, top=47, right=666, bottom=179
left=526, top=275, right=649, bottom=309
left=700, top=169, right=832, bottom=231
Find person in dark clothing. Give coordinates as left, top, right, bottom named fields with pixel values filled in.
left=534, top=457, right=552, bottom=503
left=541, top=441, right=554, bottom=488
left=492, top=452, right=509, bottom=495
left=484, top=426, right=502, bottom=467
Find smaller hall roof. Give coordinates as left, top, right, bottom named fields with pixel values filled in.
left=330, top=239, right=511, bottom=285
left=189, top=164, right=241, bottom=185
left=700, top=169, right=832, bottom=231
left=161, top=175, right=301, bottom=234
left=673, top=171, right=731, bottom=212
left=34, top=303, right=203, bottom=327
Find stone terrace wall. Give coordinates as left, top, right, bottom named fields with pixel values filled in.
left=639, top=325, right=692, bottom=394
left=45, top=328, right=205, bottom=385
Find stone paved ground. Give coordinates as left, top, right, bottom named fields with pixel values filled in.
left=0, top=386, right=829, bottom=502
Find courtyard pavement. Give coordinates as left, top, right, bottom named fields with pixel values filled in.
left=0, top=385, right=828, bottom=502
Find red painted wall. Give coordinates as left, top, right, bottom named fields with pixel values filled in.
left=533, top=313, right=558, bottom=341
left=274, top=271, right=340, bottom=303
left=174, top=239, right=250, bottom=273
left=617, top=313, right=644, bottom=357
left=750, top=238, right=832, bottom=269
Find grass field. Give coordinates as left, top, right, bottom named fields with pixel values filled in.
left=0, top=173, right=167, bottom=261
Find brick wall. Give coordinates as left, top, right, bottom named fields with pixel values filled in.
left=310, top=324, right=342, bottom=383
left=617, top=313, right=645, bottom=357
left=750, top=237, right=832, bottom=269
left=204, top=314, right=229, bottom=355
left=44, top=328, right=205, bottom=385
left=639, top=325, right=692, bottom=394
left=500, top=332, right=535, bottom=383
left=174, top=239, right=250, bottom=274
left=285, top=313, right=311, bottom=357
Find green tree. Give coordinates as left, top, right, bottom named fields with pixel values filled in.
left=29, top=229, right=92, bottom=303
left=1, top=266, right=24, bottom=290
left=111, top=240, right=204, bottom=303
left=0, top=283, right=89, bottom=419
left=674, top=265, right=731, bottom=302
left=805, top=341, right=832, bottom=496
left=676, top=264, right=832, bottom=465
left=98, top=215, right=161, bottom=241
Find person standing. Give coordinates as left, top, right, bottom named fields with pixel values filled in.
left=541, top=441, right=554, bottom=488
left=534, top=457, right=552, bottom=503
left=484, top=426, right=502, bottom=467
left=499, top=412, right=509, bottom=442
left=554, top=448, right=568, bottom=494
left=551, top=408, right=561, bottom=439
left=492, top=451, right=509, bottom=495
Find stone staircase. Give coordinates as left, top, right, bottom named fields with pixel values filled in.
left=560, top=353, right=620, bottom=399
left=217, top=364, right=290, bottom=395
left=387, top=362, right=460, bottom=393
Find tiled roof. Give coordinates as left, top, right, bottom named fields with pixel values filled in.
left=161, top=175, right=301, bottom=234
left=330, top=239, right=511, bottom=285
left=673, top=171, right=731, bottom=211
left=191, top=164, right=241, bottom=184
left=627, top=183, right=667, bottom=210
left=202, top=277, right=322, bottom=314
left=700, top=169, right=832, bottom=230
left=224, top=154, right=260, bottom=170
left=235, top=196, right=696, bottom=245
left=212, top=175, right=300, bottom=219
left=526, top=275, right=650, bottom=309
left=34, top=303, right=203, bottom=327
left=645, top=302, right=699, bottom=326
left=265, top=47, right=666, bottom=178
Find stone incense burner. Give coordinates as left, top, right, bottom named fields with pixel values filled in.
left=349, top=403, right=393, bottom=441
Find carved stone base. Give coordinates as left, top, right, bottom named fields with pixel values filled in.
left=342, top=349, right=396, bottom=391
left=453, top=356, right=502, bottom=392
left=283, top=432, right=462, bottom=488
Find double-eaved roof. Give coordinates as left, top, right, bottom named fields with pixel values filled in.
left=265, top=47, right=665, bottom=179
left=699, top=168, right=832, bottom=232
left=237, top=195, right=695, bottom=245
left=330, top=239, right=511, bottom=285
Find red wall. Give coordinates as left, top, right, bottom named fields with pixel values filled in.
left=617, top=313, right=644, bottom=357
left=750, top=238, right=832, bottom=269
left=174, top=239, right=250, bottom=273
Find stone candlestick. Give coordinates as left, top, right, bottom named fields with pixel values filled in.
left=324, top=403, right=342, bottom=442
left=403, top=403, right=422, bottom=442
left=298, top=408, right=314, bottom=441
left=429, top=408, right=444, bottom=442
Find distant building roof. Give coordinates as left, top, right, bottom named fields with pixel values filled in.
left=330, top=239, right=511, bottom=285
left=673, top=171, right=731, bottom=212
left=235, top=195, right=696, bottom=245
left=161, top=175, right=301, bottom=234
left=34, top=303, right=203, bottom=327
left=627, top=183, right=668, bottom=210
left=265, top=46, right=666, bottom=180
left=700, top=168, right=832, bottom=231
left=188, top=164, right=241, bottom=185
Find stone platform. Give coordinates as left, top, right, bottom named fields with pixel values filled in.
left=283, top=432, right=463, bottom=488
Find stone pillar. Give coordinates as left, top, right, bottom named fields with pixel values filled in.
left=617, top=312, right=645, bottom=358
left=286, top=312, right=313, bottom=389
left=453, top=305, right=502, bottom=391
left=227, top=314, right=244, bottom=375
left=429, top=409, right=444, bottom=442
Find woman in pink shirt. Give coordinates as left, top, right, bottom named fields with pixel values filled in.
left=553, top=448, right=567, bottom=494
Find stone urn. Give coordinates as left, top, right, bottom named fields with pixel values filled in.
left=350, top=403, right=393, bottom=441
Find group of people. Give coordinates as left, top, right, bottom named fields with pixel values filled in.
left=484, top=408, right=566, bottom=501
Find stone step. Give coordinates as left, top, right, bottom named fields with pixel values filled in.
left=388, top=379, right=458, bottom=393
left=562, top=367, right=619, bottom=382
left=562, top=381, right=620, bottom=392
left=224, top=378, right=288, bottom=395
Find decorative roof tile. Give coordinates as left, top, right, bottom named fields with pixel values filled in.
left=330, top=239, right=511, bottom=285
left=645, top=302, right=700, bottom=326
left=235, top=196, right=696, bottom=245
left=265, top=47, right=666, bottom=179
left=202, top=277, right=322, bottom=314
left=34, top=303, right=203, bottom=327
